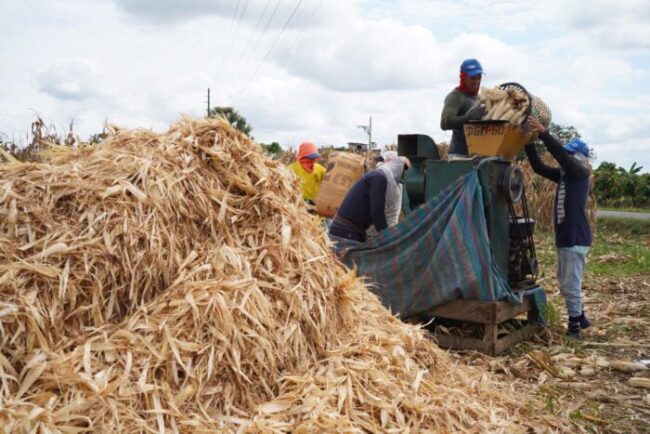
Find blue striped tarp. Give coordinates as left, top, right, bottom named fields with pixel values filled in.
left=331, top=170, right=520, bottom=319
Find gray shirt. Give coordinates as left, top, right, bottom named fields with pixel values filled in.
left=440, top=89, right=479, bottom=156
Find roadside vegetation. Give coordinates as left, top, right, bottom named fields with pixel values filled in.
left=594, top=162, right=650, bottom=209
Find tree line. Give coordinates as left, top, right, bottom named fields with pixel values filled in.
left=593, top=162, right=649, bottom=208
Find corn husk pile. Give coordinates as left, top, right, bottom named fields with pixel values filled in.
left=479, top=86, right=529, bottom=125
left=518, top=153, right=597, bottom=232
left=437, top=142, right=449, bottom=161
left=0, top=117, right=565, bottom=432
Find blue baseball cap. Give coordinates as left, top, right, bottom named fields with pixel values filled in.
left=563, top=138, right=589, bottom=157
left=460, top=58, right=483, bottom=77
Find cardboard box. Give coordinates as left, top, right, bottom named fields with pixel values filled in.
left=314, top=152, right=365, bottom=218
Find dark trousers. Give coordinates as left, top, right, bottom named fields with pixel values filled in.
left=329, top=218, right=366, bottom=242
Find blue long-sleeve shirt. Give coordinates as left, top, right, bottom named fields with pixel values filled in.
left=525, top=131, right=592, bottom=248
left=336, top=170, right=388, bottom=233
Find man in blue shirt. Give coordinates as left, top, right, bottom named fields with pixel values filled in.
left=329, top=158, right=408, bottom=242
left=526, top=117, right=592, bottom=339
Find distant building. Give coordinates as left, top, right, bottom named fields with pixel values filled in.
left=347, top=142, right=381, bottom=156
left=347, top=142, right=368, bottom=152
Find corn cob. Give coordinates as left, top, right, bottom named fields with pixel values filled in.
left=629, top=377, right=650, bottom=389
left=510, top=106, right=529, bottom=125
left=479, top=85, right=531, bottom=124
left=491, top=99, right=510, bottom=120
left=610, top=361, right=648, bottom=373
left=485, top=102, right=500, bottom=119
left=499, top=109, right=516, bottom=121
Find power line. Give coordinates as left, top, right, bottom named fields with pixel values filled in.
left=273, top=0, right=324, bottom=72
left=222, top=0, right=250, bottom=86
left=226, top=0, right=285, bottom=102
left=232, top=0, right=308, bottom=105
left=223, top=0, right=273, bottom=87
left=235, top=0, right=323, bottom=107
left=213, top=0, right=243, bottom=102
left=283, top=0, right=312, bottom=32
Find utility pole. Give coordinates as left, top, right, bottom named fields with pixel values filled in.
left=206, top=88, right=211, bottom=117
left=357, top=116, right=373, bottom=162
left=368, top=116, right=372, bottom=161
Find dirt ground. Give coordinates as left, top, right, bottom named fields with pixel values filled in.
left=445, top=233, right=650, bottom=433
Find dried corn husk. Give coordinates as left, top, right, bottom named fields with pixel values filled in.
left=628, top=377, right=650, bottom=389
left=579, top=366, right=596, bottom=377
left=557, top=367, right=577, bottom=379
left=437, top=142, right=449, bottom=160
left=0, top=116, right=567, bottom=432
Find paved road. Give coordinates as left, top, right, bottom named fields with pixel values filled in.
left=596, top=210, right=650, bottom=220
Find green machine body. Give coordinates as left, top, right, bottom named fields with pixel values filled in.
left=398, top=134, right=537, bottom=288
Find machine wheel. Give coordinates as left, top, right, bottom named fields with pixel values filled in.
left=503, top=166, right=524, bottom=203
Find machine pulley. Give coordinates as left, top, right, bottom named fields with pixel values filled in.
left=503, top=166, right=524, bottom=204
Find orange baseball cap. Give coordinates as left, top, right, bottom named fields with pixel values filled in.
left=296, top=142, right=320, bottom=160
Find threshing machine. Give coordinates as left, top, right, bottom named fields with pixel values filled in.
left=397, top=122, right=546, bottom=355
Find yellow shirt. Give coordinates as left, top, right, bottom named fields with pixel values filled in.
left=288, top=161, right=326, bottom=202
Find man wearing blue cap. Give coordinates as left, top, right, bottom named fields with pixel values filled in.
left=440, top=58, right=487, bottom=157
left=526, top=117, right=593, bottom=339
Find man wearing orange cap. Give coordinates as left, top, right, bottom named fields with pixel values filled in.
left=288, top=142, right=326, bottom=204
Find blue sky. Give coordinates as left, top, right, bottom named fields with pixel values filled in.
left=1, top=0, right=649, bottom=172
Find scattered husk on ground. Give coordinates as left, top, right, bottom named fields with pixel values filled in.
left=0, top=117, right=566, bottom=432
left=455, top=232, right=650, bottom=434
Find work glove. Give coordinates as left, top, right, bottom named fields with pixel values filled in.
left=465, top=103, right=486, bottom=121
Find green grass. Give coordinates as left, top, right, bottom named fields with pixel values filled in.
left=596, top=216, right=650, bottom=236
left=535, top=218, right=649, bottom=277
left=540, top=297, right=563, bottom=330
left=588, top=242, right=649, bottom=276
left=590, top=217, right=650, bottom=276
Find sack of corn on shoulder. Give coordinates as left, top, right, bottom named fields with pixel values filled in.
left=478, top=84, right=552, bottom=128
left=0, top=116, right=567, bottom=432
left=314, top=151, right=365, bottom=218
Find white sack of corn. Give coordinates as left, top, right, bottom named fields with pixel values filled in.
left=0, top=117, right=567, bottom=432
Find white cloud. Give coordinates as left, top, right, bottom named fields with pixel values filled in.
left=275, top=18, right=441, bottom=91
left=593, top=138, right=650, bottom=171
left=113, top=0, right=262, bottom=25
left=1, top=0, right=649, bottom=172
left=383, top=1, right=548, bottom=33
left=111, top=0, right=346, bottom=29
left=546, top=0, right=650, bottom=51
left=568, top=56, right=645, bottom=89
left=441, top=33, right=529, bottom=83
left=593, top=113, right=650, bottom=143
left=36, top=59, right=102, bottom=101
left=272, top=19, right=528, bottom=93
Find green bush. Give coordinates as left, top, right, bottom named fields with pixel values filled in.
left=594, top=162, right=650, bottom=208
